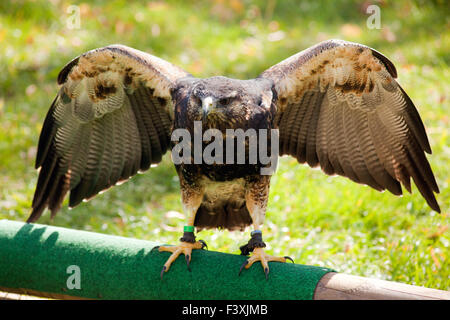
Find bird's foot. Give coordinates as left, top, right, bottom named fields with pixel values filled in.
left=158, top=229, right=207, bottom=279
left=238, top=230, right=293, bottom=279
left=239, top=247, right=294, bottom=279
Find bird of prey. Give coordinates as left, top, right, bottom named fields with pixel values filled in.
left=28, top=39, right=440, bottom=279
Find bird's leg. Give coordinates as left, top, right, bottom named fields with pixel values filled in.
left=239, top=229, right=293, bottom=279
left=239, top=176, right=294, bottom=279
left=158, top=185, right=206, bottom=279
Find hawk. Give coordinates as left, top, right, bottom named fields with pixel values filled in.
left=28, top=40, right=440, bottom=279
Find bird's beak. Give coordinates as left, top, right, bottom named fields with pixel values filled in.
left=202, top=96, right=214, bottom=121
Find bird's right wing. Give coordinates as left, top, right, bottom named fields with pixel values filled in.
left=29, top=45, right=191, bottom=222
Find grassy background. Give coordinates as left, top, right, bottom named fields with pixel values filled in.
left=0, top=0, right=449, bottom=290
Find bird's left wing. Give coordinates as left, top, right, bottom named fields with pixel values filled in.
left=259, top=40, right=440, bottom=212
left=29, top=45, right=191, bottom=222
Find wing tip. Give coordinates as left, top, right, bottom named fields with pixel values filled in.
left=428, top=197, right=441, bottom=213
left=27, top=206, right=44, bottom=224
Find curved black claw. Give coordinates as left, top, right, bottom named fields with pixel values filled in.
left=264, top=267, right=269, bottom=280
left=160, top=266, right=166, bottom=280
left=185, top=254, right=191, bottom=272
left=238, top=260, right=249, bottom=276
left=198, top=239, right=208, bottom=250
left=284, top=256, right=294, bottom=263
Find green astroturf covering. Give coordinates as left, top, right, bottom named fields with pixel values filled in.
left=0, top=219, right=334, bottom=299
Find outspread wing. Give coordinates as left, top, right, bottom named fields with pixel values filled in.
left=260, top=39, right=440, bottom=212
left=29, top=45, right=191, bottom=222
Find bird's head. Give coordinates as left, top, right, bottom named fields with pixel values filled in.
left=184, top=76, right=273, bottom=129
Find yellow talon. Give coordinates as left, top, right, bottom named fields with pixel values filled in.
left=159, top=241, right=205, bottom=278
left=239, top=247, right=293, bottom=279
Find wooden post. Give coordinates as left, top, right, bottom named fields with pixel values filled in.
left=314, top=272, right=450, bottom=300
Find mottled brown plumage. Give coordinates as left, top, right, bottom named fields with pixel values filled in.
left=261, top=39, right=439, bottom=212
left=28, top=40, right=440, bottom=277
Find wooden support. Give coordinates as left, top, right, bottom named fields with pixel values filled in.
left=0, top=289, right=48, bottom=300
left=314, top=272, right=450, bottom=300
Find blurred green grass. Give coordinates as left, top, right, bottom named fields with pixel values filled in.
left=0, top=0, right=449, bottom=290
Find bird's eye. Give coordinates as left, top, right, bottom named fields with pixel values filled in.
left=218, top=98, right=231, bottom=106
